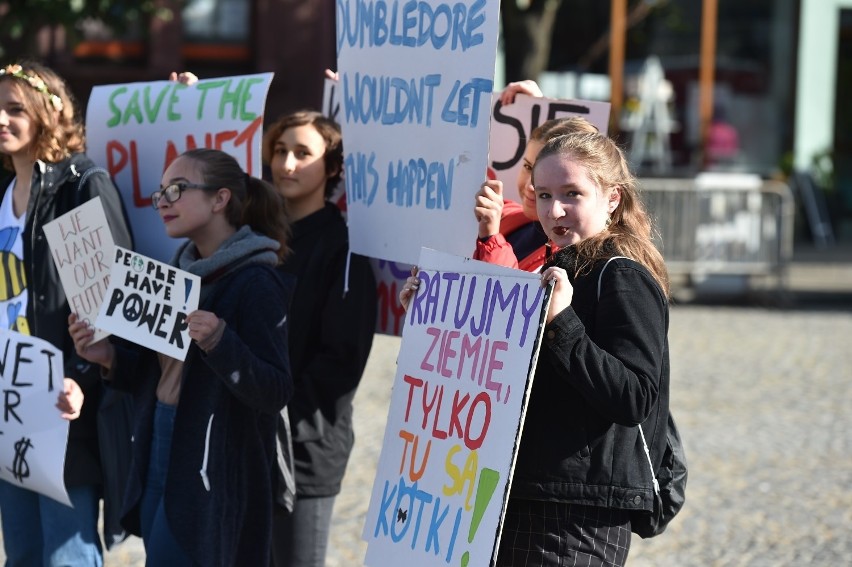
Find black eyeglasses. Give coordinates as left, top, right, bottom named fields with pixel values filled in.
left=150, top=182, right=214, bottom=210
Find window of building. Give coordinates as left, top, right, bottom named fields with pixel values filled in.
left=182, top=0, right=249, bottom=42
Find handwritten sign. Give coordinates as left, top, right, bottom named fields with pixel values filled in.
left=322, top=78, right=606, bottom=336
left=0, top=330, right=70, bottom=506
left=85, top=73, right=274, bottom=262
left=96, top=247, right=200, bottom=361
left=43, top=197, right=116, bottom=343
left=362, top=248, right=547, bottom=566
left=336, top=0, right=499, bottom=265
left=488, top=93, right=611, bottom=187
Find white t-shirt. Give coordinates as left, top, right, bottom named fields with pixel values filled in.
left=0, top=179, right=29, bottom=334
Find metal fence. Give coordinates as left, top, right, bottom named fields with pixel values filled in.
left=638, top=174, right=795, bottom=295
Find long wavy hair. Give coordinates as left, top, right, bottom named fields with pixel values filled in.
left=534, top=131, right=670, bottom=297
left=0, top=60, right=84, bottom=170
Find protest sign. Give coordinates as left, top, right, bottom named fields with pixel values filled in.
left=321, top=77, right=607, bottom=336
left=96, top=247, right=200, bottom=361
left=362, top=248, right=549, bottom=566
left=336, top=0, right=499, bottom=265
left=487, top=93, right=611, bottom=187
left=0, top=330, right=70, bottom=506
left=85, top=73, right=274, bottom=261
left=43, top=197, right=116, bottom=343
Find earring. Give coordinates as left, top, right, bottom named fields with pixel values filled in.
left=605, top=215, right=612, bottom=228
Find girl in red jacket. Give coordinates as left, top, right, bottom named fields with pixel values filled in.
left=473, top=82, right=599, bottom=272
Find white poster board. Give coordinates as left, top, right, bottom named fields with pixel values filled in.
left=321, top=78, right=607, bottom=336
left=96, top=247, right=200, bottom=361
left=336, top=1, right=500, bottom=265
left=0, top=330, right=71, bottom=506
left=362, top=248, right=548, bottom=566
left=43, top=197, right=116, bottom=343
left=85, top=73, right=274, bottom=262
left=487, top=93, right=611, bottom=187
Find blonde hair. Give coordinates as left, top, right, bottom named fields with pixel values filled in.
left=534, top=131, right=670, bottom=297
left=0, top=61, right=84, bottom=170
left=530, top=116, right=599, bottom=144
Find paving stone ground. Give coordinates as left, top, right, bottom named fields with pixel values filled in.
left=3, top=253, right=851, bottom=567
left=323, top=305, right=852, bottom=567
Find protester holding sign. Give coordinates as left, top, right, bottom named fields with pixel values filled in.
left=474, top=104, right=599, bottom=271
left=69, top=148, right=294, bottom=565
left=400, top=130, right=671, bottom=566
left=262, top=110, right=377, bottom=567
left=508, top=131, right=671, bottom=565
left=0, top=60, right=134, bottom=566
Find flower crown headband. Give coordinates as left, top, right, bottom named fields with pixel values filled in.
left=0, top=64, right=64, bottom=112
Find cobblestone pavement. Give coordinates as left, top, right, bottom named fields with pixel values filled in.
left=3, top=276, right=851, bottom=566
left=323, top=304, right=852, bottom=567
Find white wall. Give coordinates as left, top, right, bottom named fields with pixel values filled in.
left=795, top=0, right=852, bottom=170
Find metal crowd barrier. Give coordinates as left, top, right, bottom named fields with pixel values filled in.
left=638, top=174, right=795, bottom=296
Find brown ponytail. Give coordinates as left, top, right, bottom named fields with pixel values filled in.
left=243, top=175, right=291, bottom=261
left=181, top=148, right=291, bottom=261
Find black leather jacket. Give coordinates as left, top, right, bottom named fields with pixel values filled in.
left=2, top=153, right=134, bottom=486
left=509, top=252, right=670, bottom=513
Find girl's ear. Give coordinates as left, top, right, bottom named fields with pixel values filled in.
left=608, top=185, right=621, bottom=213
left=327, top=161, right=342, bottom=181
left=212, top=187, right=232, bottom=212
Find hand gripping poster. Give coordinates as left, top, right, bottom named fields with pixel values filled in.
left=362, top=248, right=550, bottom=566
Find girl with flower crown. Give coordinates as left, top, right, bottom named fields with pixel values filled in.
left=0, top=60, right=133, bottom=566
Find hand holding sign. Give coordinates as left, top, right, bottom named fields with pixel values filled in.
left=398, top=266, right=420, bottom=313
left=186, top=310, right=222, bottom=351
left=499, top=80, right=544, bottom=106
left=539, top=265, right=573, bottom=324
left=68, top=313, right=116, bottom=369
left=474, top=180, right=505, bottom=239
left=56, top=378, right=84, bottom=421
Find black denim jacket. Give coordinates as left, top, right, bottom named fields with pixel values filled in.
left=509, top=252, right=670, bottom=513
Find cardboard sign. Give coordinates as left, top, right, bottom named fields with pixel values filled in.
left=0, top=330, right=70, bottom=506
left=85, top=73, right=274, bottom=262
left=43, top=197, right=116, bottom=343
left=336, top=0, right=500, bottom=265
left=96, top=247, right=200, bottom=361
left=322, top=78, right=607, bottom=336
left=487, top=93, right=611, bottom=187
left=362, top=248, right=548, bottom=566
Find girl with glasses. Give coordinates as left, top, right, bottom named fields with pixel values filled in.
left=69, top=148, right=294, bottom=565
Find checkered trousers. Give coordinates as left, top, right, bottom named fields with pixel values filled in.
left=495, top=500, right=632, bottom=566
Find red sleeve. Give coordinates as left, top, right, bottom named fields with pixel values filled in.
left=471, top=199, right=532, bottom=268
left=473, top=233, right=520, bottom=269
